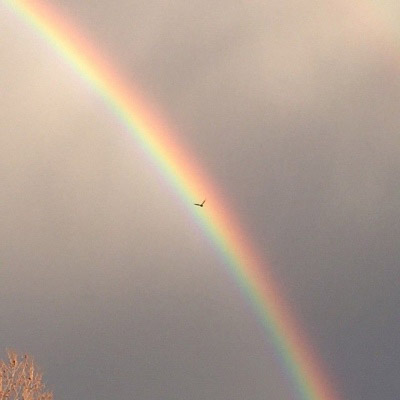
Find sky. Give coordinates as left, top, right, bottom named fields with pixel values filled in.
left=1, top=1, right=400, bottom=399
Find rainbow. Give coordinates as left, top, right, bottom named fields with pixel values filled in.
left=4, top=1, right=341, bottom=399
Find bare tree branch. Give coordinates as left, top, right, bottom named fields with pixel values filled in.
left=0, top=351, right=53, bottom=400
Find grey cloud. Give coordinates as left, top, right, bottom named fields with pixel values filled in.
left=2, top=1, right=400, bottom=399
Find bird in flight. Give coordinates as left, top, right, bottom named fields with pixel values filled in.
left=194, top=199, right=206, bottom=207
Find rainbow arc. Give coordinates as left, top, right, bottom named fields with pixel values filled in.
left=4, top=1, right=342, bottom=399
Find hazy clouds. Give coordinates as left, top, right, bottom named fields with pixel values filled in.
left=1, top=1, right=400, bottom=399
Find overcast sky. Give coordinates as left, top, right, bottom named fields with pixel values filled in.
left=1, top=1, right=400, bottom=399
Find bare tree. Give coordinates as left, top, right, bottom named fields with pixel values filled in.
left=0, top=351, right=53, bottom=400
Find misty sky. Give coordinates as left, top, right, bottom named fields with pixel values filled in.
left=1, top=1, right=400, bottom=399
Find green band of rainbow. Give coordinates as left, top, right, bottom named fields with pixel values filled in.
left=4, top=1, right=342, bottom=399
